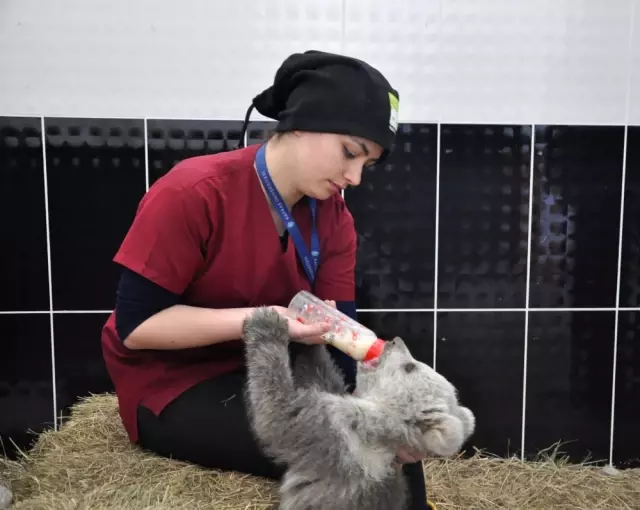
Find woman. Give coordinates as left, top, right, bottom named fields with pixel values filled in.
left=101, top=49, right=431, bottom=509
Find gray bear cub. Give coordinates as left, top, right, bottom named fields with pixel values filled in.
left=242, top=307, right=475, bottom=510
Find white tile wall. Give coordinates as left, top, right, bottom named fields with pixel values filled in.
left=0, top=0, right=342, bottom=120
left=343, top=0, right=441, bottom=123
left=436, top=0, right=634, bottom=125
left=0, top=0, right=638, bottom=124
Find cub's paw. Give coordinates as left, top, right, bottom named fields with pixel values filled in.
left=455, top=405, right=476, bottom=441
left=0, top=483, right=12, bottom=510
left=242, top=307, right=290, bottom=345
left=421, top=412, right=467, bottom=458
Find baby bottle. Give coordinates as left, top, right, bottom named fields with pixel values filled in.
left=287, top=290, right=385, bottom=362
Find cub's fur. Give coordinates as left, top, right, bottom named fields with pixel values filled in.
left=0, top=477, right=11, bottom=510
left=242, top=307, right=475, bottom=510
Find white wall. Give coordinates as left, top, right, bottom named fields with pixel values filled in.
left=1, top=0, right=638, bottom=125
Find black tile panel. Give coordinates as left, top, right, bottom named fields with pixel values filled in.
left=525, top=311, right=614, bottom=464
left=613, top=311, right=640, bottom=468
left=0, top=314, right=54, bottom=459
left=357, top=311, right=434, bottom=366
left=45, top=118, right=147, bottom=311
left=54, top=313, right=114, bottom=423
left=347, top=124, right=438, bottom=309
left=7, top=114, right=637, bottom=470
left=147, top=119, right=275, bottom=186
left=437, top=124, right=531, bottom=309
left=435, top=311, right=525, bottom=457
left=0, top=116, right=49, bottom=312
left=529, top=126, right=625, bottom=308
left=619, top=126, right=640, bottom=307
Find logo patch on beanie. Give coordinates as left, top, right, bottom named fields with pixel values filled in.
left=388, top=92, right=399, bottom=134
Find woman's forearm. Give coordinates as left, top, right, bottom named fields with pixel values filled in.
left=123, top=304, right=256, bottom=350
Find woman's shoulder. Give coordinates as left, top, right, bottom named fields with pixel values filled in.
left=314, top=193, right=356, bottom=252
left=154, top=145, right=260, bottom=192
left=317, top=192, right=354, bottom=226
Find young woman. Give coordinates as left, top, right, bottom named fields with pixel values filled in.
left=101, top=49, right=432, bottom=509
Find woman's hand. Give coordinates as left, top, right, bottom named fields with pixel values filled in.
left=271, top=300, right=337, bottom=345
left=270, top=303, right=335, bottom=345
left=392, top=445, right=429, bottom=469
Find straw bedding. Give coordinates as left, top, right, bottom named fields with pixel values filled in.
left=1, top=393, right=639, bottom=509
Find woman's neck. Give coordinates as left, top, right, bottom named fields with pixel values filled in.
left=262, top=138, right=304, bottom=211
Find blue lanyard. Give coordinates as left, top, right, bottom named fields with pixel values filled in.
left=255, top=143, right=320, bottom=285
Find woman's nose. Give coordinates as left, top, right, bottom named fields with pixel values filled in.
left=344, top=163, right=363, bottom=187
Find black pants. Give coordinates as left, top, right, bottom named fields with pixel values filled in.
left=137, top=370, right=429, bottom=509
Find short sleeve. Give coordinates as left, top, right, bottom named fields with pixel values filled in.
left=313, top=197, right=357, bottom=302
left=114, top=183, right=212, bottom=295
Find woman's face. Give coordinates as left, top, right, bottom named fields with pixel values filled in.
left=288, top=131, right=383, bottom=200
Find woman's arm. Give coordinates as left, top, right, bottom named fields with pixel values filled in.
left=124, top=304, right=257, bottom=350
left=125, top=303, right=330, bottom=350
left=115, top=268, right=329, bottom=350
left=111, top=172, right=330, bottom=351
left=114, top=265, right=255, bottom=350
left=312, top=198, right=360, bottom=386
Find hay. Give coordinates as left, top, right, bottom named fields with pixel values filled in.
left=1, top=394, right=639, bottom=510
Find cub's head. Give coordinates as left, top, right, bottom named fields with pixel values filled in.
left=355, top=337, right=475, bottom=457
left=355, top=337, right=453, bottom=403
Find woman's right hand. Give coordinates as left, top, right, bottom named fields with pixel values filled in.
left=270, top=306, right=331, bottom=345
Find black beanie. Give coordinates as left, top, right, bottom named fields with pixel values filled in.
left=238, top=50, right=399, bottom=159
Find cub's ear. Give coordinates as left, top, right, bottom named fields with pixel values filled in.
left=390, top=336, right=411, bottom=355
